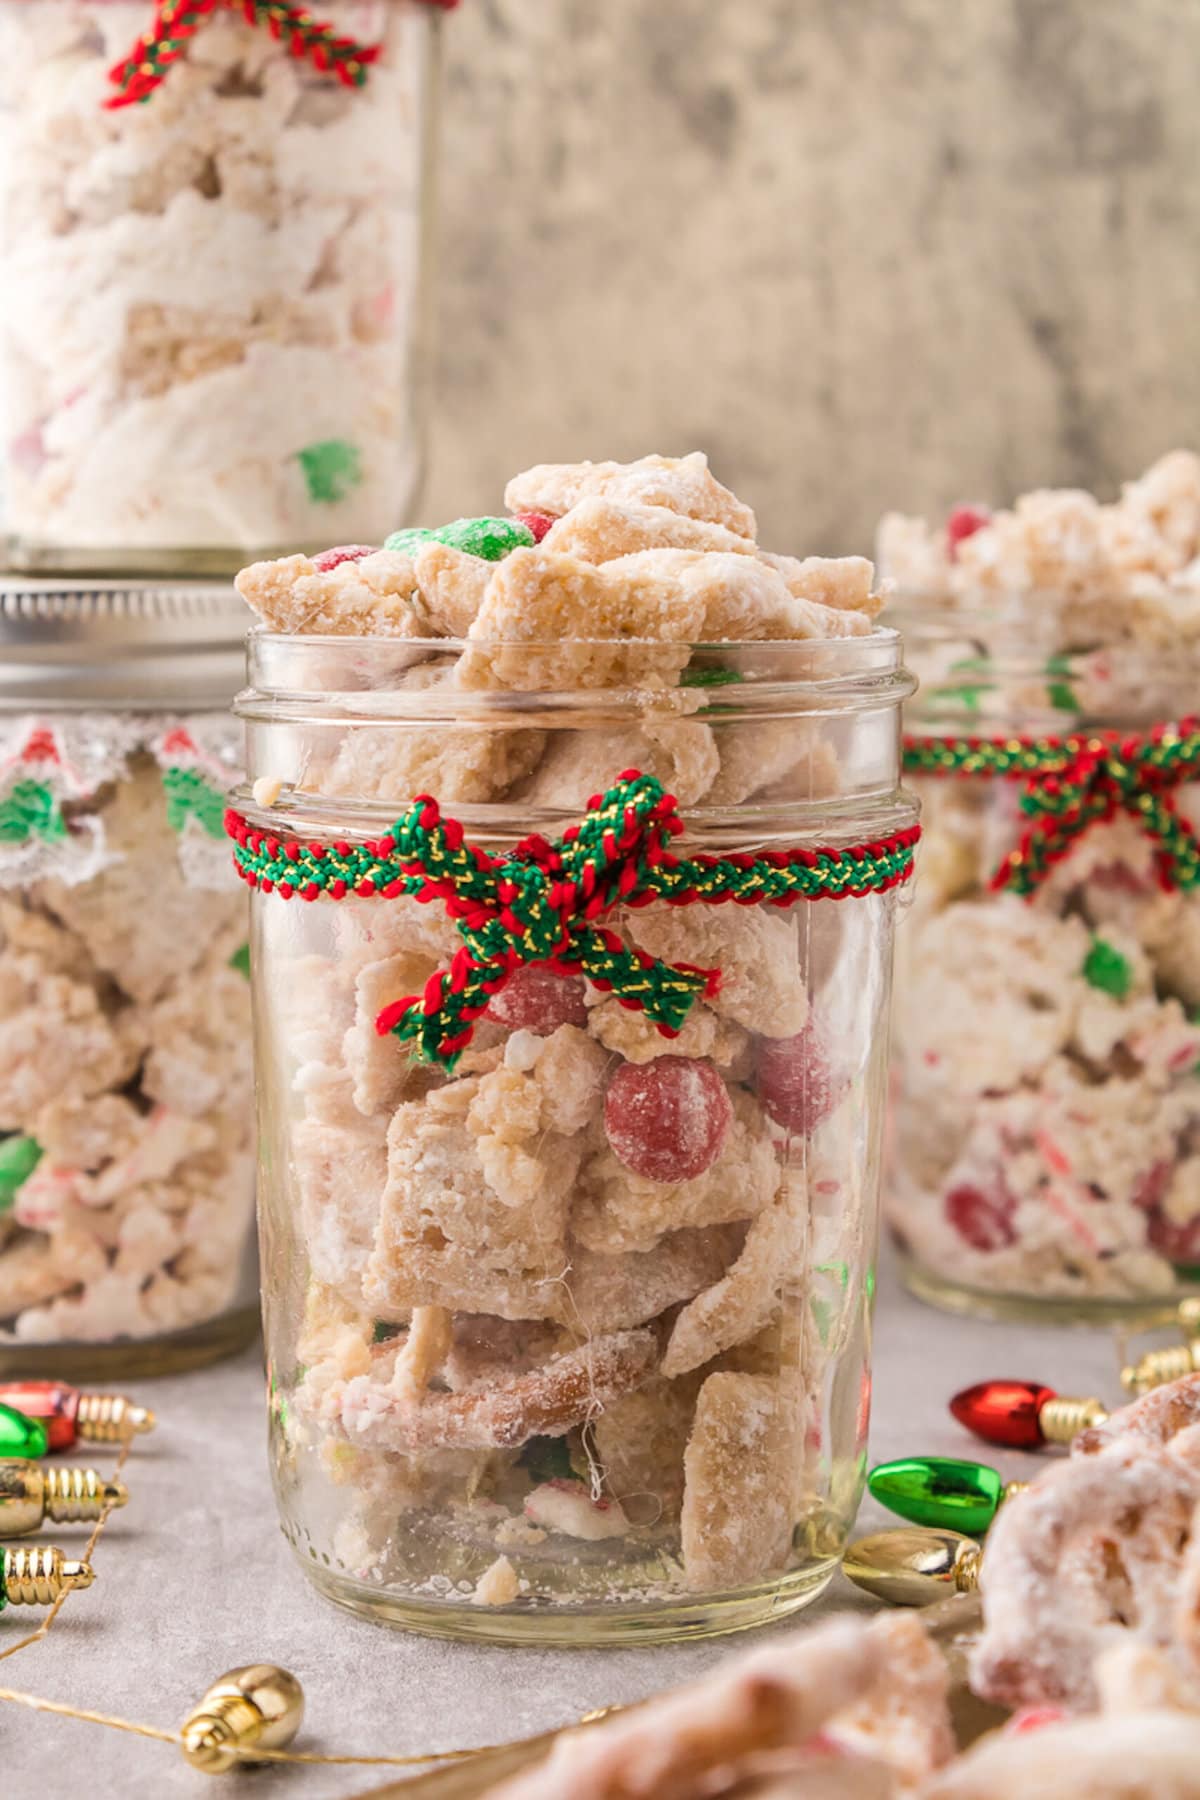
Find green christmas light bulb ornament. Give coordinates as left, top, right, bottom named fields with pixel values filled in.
left=0, top=1402, right=49, bottom=1460
left=867, top=1456, right=1028, bottom=1536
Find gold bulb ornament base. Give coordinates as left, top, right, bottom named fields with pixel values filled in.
left=75, top=1393, right=155, bottom=1443
left=3, top=1545, right=94, bottom=1606
left=842, top=1527, right=983, bottom=1606
left=1038, top=1395, right=1109, bottom=1443
left=0, top=1459, right=127, bottom=1535
left=180, top=1665, right=305, bottom=1774
left=1122, top=1340, right=1200, bottom=1397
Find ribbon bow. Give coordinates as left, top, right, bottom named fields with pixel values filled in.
left=226, top=769, right=920, bottom=1070
left=904, top=717, right=1200, bottom=897
left=373, top=774, right=719, bottom=1068
left=105, top=0, right=455, bottom=110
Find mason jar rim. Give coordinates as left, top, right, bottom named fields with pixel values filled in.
left=236, top=624, right=917, bottom=725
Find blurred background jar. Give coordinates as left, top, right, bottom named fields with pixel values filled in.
left=0, top=0, right=440, bottom=577
left=240, top=629, right=916, bottom=1643
left=888, top=602, right=1200, bottom=1325
left=0, top=578, right=255, bottom=1374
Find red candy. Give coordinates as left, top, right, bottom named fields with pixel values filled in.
left=945, top=506, right=991, bottom=559
left=1147, top=1209, right=1200, bottom=1265
left=757, top=1021, right=841, bottom=1136
left=1133, top=1158, right=1172, bottom=1213
left=312, top=544, right=378, bottom=571
left=1004, top=1707, right=1067, bottom=1737
left=515, top=511, right=555, bottom=543
left=603, top=1056, right=732, bottom=1184
left=945, top=1183, right=1017, bottom=1253
left=487, top=965, right=588, bottom=1033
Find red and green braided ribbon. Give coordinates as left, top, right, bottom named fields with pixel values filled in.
left=106, top=0, right=455, bottom=109
left=904, top=716, right=1200, bottom=897
left=226, top=769, right=920, bottom=1070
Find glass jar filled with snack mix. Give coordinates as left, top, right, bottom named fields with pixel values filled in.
left=233, top=452, right=919, bottom=1642
left=881, top=452, right=1200, bottom=1323
left=0, top=577, right=256, bottom=1374
left=0, top=0, right=441, bottom=576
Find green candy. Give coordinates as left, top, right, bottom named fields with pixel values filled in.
left=296, top=439, right=362, bottom=505
left=1083, top=937, right=1132, bottom=999
left=229, top=943, right=251, bottom=979
left=0, top=1402, right=48, bottom=1460
left=867, top=1456, right=1005, bottom=1536
left=382, top=527, right=437, bottom=557
left=519, top=1435, right=574, bottom=1484
left=383, top=516, right=535, bottom=562
left=0, top=1135, right=42, bottom=1212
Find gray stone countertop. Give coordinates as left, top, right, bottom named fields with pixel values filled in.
left=4, top=1255, right=1135, bottom=1799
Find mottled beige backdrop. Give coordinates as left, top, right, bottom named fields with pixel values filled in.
left=425, top=0, right=1199, bottom=555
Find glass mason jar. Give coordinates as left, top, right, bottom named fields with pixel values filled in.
left=0, top=0, right=439, bottom=577
left=0, top=577, right=257, bottom=1375
left=238, top=628, right=918, bottom=1645
left=889, top=604, right=1200, bottom=1325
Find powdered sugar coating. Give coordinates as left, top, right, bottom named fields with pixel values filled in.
left=247, top=452, right=893, bottom=1614
left=1, top=2, right=428, bottom=561
left=603, top=1056, right=732, bottom=1184
left=0, top=733, right=252, bottom=1347
left=878, top=450, right=1200, bottom=652
left=504, top=452, right=758, bottom=539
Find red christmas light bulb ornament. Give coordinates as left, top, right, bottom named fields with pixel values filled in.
left=950, top=1379, right=1107, bottom=1449
left=0, top=1379, right=155, bottom=1451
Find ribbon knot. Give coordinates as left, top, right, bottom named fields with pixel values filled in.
left=374, top=773, right=719, bottom=1068
left=904, top=717, right=1200, bottom=897
left=225, top=770, right=920, bottom=1071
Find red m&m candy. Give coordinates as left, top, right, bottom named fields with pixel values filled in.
left=312, top=544, right=378, bottom=571
left=945, top=506, right=990, bottom=559
left=514, top=511, right=555, bottom=543
left=757, top=1021, right=841, bottom=1136
left=604, top=1057, right=732, bottom=1183
left=945, top=1183, right=1016, bottom=1253
left=487, top=965, right=588, bottom=1033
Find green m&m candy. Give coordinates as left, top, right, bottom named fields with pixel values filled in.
left=383, top=516, right=535, bottom=562
left=0, top=1135, right=41, bottom=1212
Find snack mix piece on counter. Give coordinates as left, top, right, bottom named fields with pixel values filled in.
left=0, top=0, right=429, bottom=563
left=880, top=452, right=1200, bottom=1315
left=466, top=1372, right=1200, bottom=1798
left=236, top=452, right=919, bottom=1628
left=0, top=717, right=253, bottom=1345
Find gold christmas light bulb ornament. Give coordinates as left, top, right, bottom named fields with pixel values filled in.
left=1177, top=1296, right=1200, bottom=1337
left=1119, top=1296, right=1200, bottom=1396
left=180, top=1665, right=305, bottom=1774
left=74, top=1393, right=155, bottom=1443
left=842, top=1527, right=984, bottom=1606
left=1, top=1544, right=94, bottom=1607
left=0, top=1459, right=127, bottom=1535
left=1121, top=1339, right=1200, bottom=1396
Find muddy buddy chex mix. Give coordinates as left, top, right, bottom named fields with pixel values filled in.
left=233, top=451, right=918, bottom=1626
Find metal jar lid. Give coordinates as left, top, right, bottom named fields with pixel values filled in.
left=0, top=577, right=251, bottom=709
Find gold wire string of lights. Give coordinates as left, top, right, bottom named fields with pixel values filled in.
left=0, top=1397, right=606, bottom=1778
